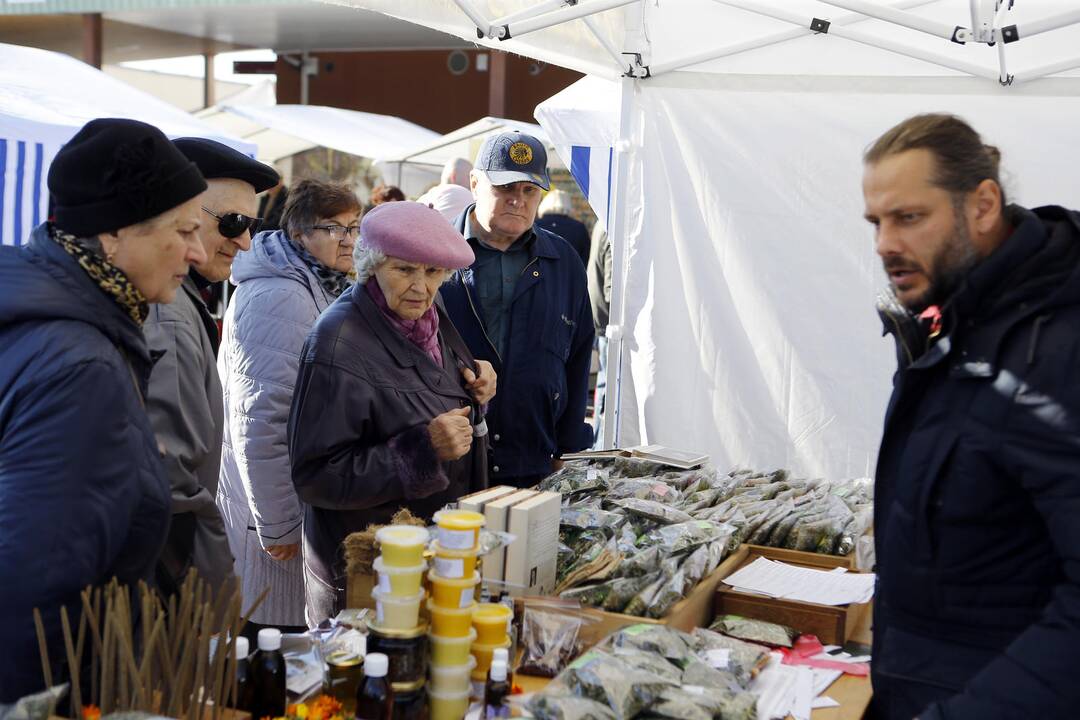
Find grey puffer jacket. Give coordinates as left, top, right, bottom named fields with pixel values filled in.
left=217, top=230, right=339, bottom=626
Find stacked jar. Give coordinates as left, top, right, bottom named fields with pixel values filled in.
left=427, top=510, right=485, bottom=720
left=470, top=603, right=513, bottom=686
left=368, top=525, right=430, bottom=714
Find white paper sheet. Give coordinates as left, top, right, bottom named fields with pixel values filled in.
left=723, top=557, right=876, bottom=606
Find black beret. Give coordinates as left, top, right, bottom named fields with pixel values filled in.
left=173, top=137, right=279, bottom=193
left=49, top=118, right=207, bottom=237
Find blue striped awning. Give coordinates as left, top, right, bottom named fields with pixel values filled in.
left=1, top=138, right=55, bottom=246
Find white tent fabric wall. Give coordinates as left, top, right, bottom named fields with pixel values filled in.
left=540, top=73, right=1080, bottom=477
left=0, top=42, right=254, bottom=247
left=336, top=0, right=1080, bottom=478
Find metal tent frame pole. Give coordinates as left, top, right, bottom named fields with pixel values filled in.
left=652, top=0, right=939, bottom=77
left=602, top=74, right=638, bottom=449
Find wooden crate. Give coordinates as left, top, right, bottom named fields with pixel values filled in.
left=713, top=545, right=869, bottom=645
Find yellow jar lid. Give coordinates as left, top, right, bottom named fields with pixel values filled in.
left=434, top=509, right=486, bottom=531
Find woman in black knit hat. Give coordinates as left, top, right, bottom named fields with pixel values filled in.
left=0, top=118, right=209, bottom=703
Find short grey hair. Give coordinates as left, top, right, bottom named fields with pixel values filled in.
left=352, top=243, right=458, bottom=286
left=353, top=243, right=387, bottom=284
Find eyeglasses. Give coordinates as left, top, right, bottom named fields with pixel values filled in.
left=203, top=207, right=263, bottom=239
left=311, top=224, right=361, bottom=242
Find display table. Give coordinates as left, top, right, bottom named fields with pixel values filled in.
left=512, top=601, right=874, bottom=720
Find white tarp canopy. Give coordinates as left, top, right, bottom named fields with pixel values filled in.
left=336, top=0, right=1080, bottom=478
left=0, top=42, right=255, bottom=247
left=201, top=104, right=440, bottom=168
left=374, top=116, right=561, bottom=198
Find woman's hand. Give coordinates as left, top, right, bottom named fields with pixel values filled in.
left=462, top=361, right=497, bottom=406
left=266, top=543, right=299, bottom=562
left=429, top=406, right=473, bottom=462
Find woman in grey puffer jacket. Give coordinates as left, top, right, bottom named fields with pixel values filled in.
left=217, top=179, right=360, bottom=629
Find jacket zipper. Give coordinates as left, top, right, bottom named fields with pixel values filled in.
left=461, top=274, right=502, bottom=364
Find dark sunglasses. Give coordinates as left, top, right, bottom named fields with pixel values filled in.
left=202, top=207, right=263, bottom=239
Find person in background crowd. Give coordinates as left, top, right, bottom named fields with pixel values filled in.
left=442, top=131, right=594, bottom=489
left=416, top=158, right=476, bottom=223
left=370, top=184, right=406, bottom=206
left=257, top=178, right=288, bottom=233
left=289, top=201, right=494, bottom=622
left=217, top=179, right=361, bottom=634
left=587, top=222, right=612, bottom=448
left=0, top=118, right=207, bottom=703
left=864, top=113, right=1080, bottom=720
left=145, top=138, right=279, bottom=599
left=536, top=188, right=590, bottom=268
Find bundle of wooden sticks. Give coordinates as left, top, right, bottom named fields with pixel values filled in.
left=33, top=572, right=268, bottom=720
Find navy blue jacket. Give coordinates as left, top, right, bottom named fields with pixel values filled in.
left=442, top=206, right=594, bottom=480
left=0, top=225, right=170, bottom=703
left=872, top=205, right=1080, bottom=720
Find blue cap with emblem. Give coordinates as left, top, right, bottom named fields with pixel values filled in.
left=474, top=131, right=550, bottom=190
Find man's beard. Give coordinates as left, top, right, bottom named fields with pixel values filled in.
left=888, top=206, right=979, bottom=314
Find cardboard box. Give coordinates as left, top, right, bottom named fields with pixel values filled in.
left=480, top=489, right=538, bottom=583
left=713, top=545, right=869, bottom=645
left=458, top=485, right=522, bottom=514
left=504, top=491, right=560, bottom=597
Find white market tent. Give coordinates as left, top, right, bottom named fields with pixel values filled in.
left=0, top=42, right=255, bottom=248
left=197, top=103, right=440, bottom=167
left=374, top=116, right=561, bottom=198
left=332, top=0, right=1080, bottom=479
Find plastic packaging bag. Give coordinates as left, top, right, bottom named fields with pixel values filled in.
left=559, top=649, right=676, bottom=720
left=616, top=498, right=693, bottom=525
left=647, top=520, right=735, bottom=556
left=527, top=692, right=618, bottom=720
left=710, top=614, right=799, bottom=648
left=518, top=607, right=586, bottom=678
left=691, top=627, right=772, bottom=686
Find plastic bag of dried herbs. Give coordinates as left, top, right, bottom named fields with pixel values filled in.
left=608, top=624, right=695, bottom=664
left=646, top=567, right=687, bottom=618
left=527, top=692, right=618, bottom=720
left=559, top=649, right=676, bottom=720
left=690, top=627, right=772, bottom=687
left=616, top=498, right=694, bottom=525
left=518, top=607, right=586, bottom=678
left=601, top=573, right=662, bottom=613
left=678, top=654, right=744, bottom=693
left=621, top=572, right=667, bottom=617
left=606, top=648, right=683, bottom=684
left=648, top=520, right=735, bottom=555
left=710, top=614, right=800, bottom=648
left=605, top=479, right=685, bottom=505
left=614, top=546, right=663, bottom=578
left=561, top=506, right=626, bottom=531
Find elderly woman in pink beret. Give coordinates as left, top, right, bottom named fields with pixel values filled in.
left=288, top=201, right=496, bottom=623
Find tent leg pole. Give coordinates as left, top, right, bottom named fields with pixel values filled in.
left=603, top=76, right=637, bottom=449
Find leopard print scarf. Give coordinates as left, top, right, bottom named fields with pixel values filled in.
left=50, top=223, right=148, bottom=325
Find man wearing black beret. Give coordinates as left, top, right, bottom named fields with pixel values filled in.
left=145, top=137, right=279, bottom=597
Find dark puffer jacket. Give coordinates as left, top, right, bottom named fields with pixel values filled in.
left=872, top=205, right=1080, bottom=720
left=0, top=224, right=170, bottom=703
left=288, top=284, right=488, bottom=621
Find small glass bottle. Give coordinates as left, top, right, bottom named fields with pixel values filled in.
left=355, top=652, right=394, bottom=720
left=250, top=629, right=287, bottom=720
left=233, top=636, right=253, bottom=713
left=482, top=657, right=510, bottom=719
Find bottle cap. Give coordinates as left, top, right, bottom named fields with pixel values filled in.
left=235, top=636, right=250, bottom=659
left=489, top=658, right=507, bottom=682
left=493, top=648, right=509, bottom=665
left=365, top=652, right=389, bottom=678
left=257, top=628, right=282, bottom=652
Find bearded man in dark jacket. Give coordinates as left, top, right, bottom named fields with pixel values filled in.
left=864, top=113, right=1080, bottom=720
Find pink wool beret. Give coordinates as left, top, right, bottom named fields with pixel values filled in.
left=359, top=200, right=475, bottom=269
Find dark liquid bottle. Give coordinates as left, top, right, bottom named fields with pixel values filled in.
left=233, top=636, right=254, bottom=713
left=355, top=652, right=393, bottom=720
left=483, top=658, right=510, bottom=719
left=250, top=629, right=287, bottom=720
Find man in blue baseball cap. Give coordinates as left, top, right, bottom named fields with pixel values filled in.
left=441, top=131, right=595, bottom=488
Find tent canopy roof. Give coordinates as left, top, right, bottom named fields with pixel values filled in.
left=337, top=0, right=1080, bottom=86
left=197, top=103, right=439, bottom=164
left=0, top=42, right=252, bottom=152
left=376, top=115, right=558, bottom=168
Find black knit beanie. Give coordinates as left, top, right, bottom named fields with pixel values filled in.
left=49, top=118, right=207, bottom=237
